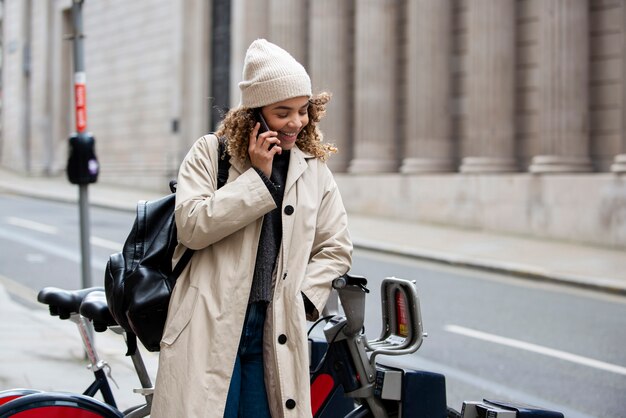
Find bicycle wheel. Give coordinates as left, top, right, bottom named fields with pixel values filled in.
left=0, top=390, right=43, bottom=407
left=0, top=392, right=123, bottom=418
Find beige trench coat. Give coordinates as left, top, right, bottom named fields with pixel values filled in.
left=151, top=134, right=352, bottom=417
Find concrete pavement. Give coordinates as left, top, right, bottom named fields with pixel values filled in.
left=0, top=166, right=625, bottom=411
left=0, top=276, right=159, bottom=411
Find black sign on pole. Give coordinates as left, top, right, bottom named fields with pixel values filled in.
left=67, top=0, right=99, bottom=290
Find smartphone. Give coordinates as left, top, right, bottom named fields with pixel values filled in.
left=255, top=110, right=270, bottom=136
left=255, top=110, right=274, bottom=149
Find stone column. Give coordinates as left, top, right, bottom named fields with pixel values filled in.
left=348, top=0, right=399, bottom=173
left=529, top=0, right=592, bottom=173
left=269, top=0, right=307, bottom=65
left=229, top=0, right=270, bottom=108
left=401, top=0, right=454, bottom=173
left=1, top=0, right=32, bottom=171
left=460, top=0, right=517, bottom=173
left=309, top=0, right=352, bottom=172
left=180, top=0, right=211, bottom=145
left=611, top=5, right=626, bottom=174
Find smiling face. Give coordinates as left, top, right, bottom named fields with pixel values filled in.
left=260, top=96, right=310, bottom=151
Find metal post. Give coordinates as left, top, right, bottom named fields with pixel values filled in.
left=78, top=187, right=92, bottom=288
left=71, top=0, right=93, bottom=289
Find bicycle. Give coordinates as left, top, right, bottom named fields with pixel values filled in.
left=0, top=287, right=153, bottom=417
left=308, top=274, right=444, bottom=417
left=0, top=276, right=564, bottom=417
left=308, top=274, right=564, bottom=418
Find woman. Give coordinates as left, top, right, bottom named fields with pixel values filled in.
left=152, top=39, right=353, bottom=418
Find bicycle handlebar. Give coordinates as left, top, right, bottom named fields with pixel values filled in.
left=329, top=275, right=425, bottom=362
left=332, top=274, right=368, bottom=291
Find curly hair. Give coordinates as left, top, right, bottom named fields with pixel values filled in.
left=215, top=92, right=337, bottom=164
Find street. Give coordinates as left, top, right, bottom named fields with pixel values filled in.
left=0, top=193, right=625, bottom=417
left=352, top=251, right=626, bottom=418
left=0, top=194, right=130, bottom=292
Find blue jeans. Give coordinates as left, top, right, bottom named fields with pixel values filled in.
left=223, top=302, right=271, bottom=418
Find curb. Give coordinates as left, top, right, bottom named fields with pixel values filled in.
left=352, top=238, right=626, bottom=297
left=0, top=183, right=140, bottom=213
left=2, top=180, right=625, bottom=297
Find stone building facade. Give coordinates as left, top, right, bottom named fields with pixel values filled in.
left=2, top=0, right=626, bottom=248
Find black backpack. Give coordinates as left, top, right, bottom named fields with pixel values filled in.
left=105, top=138, right=230, bottom=353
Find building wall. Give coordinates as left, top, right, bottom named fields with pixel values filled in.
left=1, top=0, right=30, bottom=171
left=335, top=173, right=626, bottom=249
left=1, top=0, right=199, bottom=189
left=589, top=0, right=624, bottom=170
left=83, top=0, right=182, bottom=189
left=1, top=0, right=626, bottom=248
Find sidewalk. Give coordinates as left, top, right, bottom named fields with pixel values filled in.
left=0, top=167, right=625, bottom=411
left=0, top=277, right=159, bottom=411
left=1, top=167, right=625, bottom=295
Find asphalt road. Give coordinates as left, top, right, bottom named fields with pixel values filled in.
left=0, top=194, right=130, bottom=292
left=1, top=193, right=625, bottom=417
left=351, top=251, right=626, bottom=418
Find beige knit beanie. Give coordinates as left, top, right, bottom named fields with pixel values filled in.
left=239, top=39, right=312, bottom=109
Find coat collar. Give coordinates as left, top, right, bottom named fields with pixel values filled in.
left=228, top=144, right=314, bottom=194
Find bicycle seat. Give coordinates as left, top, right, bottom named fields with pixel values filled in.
left=80, top=291, right=118, bottom=332
left=37, top=287, right=104, bottom=319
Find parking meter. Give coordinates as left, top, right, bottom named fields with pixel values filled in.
left=67, top=132, right=99, bottom=184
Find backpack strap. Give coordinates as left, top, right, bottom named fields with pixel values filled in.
left=124, top=137, right=230, bottom=356
left=172, top=248, right=194, bottom=279
left=217, top=136, right=230, bottom=188
left=171, top=136, right=231, bottom=282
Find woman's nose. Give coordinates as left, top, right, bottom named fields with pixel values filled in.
left=287, top=117, right=302, bottom=129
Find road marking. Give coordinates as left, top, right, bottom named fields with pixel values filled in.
left=380, top=355, right=596, bottom=418
left=25, top=253, right=47, bottom=263
left=5, top=217, right=58, bottom=235
left=91, top=236, right=121, bottom=251
left=444, top=324, right=626, bottom=376
left=0, top=227, right=107, bottom=270
left=4, top=216, right=121, bottom=251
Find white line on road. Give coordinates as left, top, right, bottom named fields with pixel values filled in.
left=5, top=217, right=58, bottom=235
left=4, top=216, right=121, bottom=251
left=444, top=324, right=626, bottom=376
left=0, top=227, right=107, bottom=271
left=380, top=355, right=595, bottom=418
left=90, top=236, right=121, bottom=251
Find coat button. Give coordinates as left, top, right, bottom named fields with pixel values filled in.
left=284, top=205, right=294, bottom=215
left=278, top=334, right=287, bottom=344
left=285, top=399, right=296, bottom=409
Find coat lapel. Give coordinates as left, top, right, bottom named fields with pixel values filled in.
left=284, top=145, right=311, bottom=195
left=280, top=146, right=312, bottom=275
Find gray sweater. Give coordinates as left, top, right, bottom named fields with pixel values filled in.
left=249, top=151, right=290, bottom=303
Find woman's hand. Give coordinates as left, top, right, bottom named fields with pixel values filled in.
left=249, top=122, right=281, bottom=177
